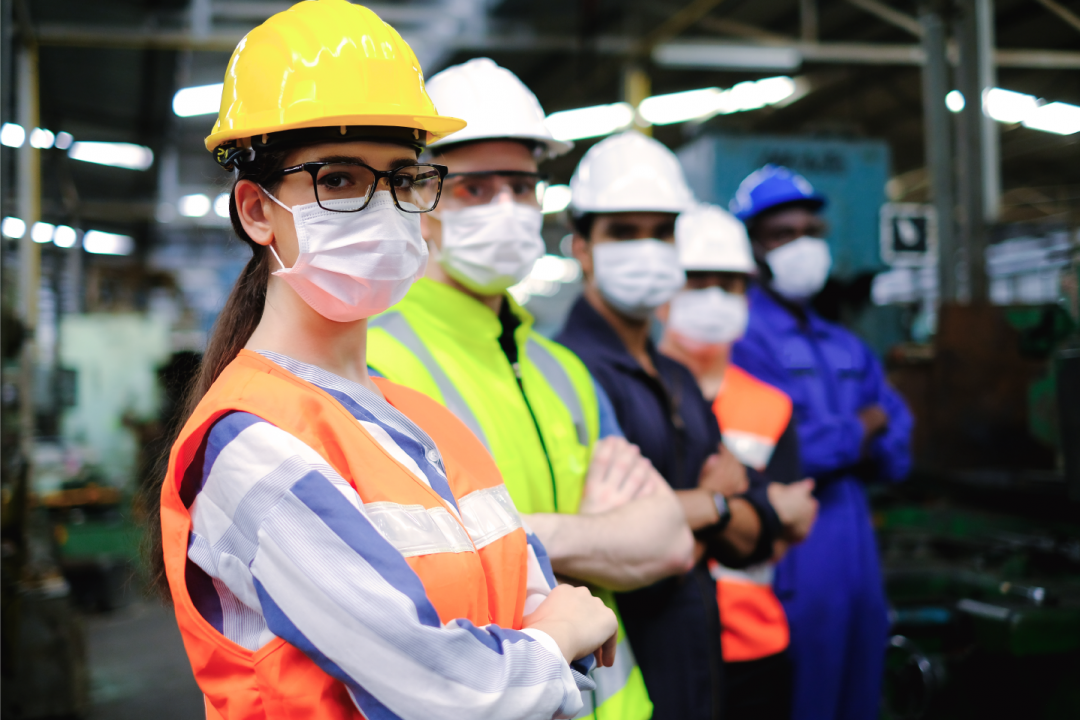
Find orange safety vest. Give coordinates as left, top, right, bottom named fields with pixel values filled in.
left=710, top=365, right=793, bottom=663
left=160, top=350, right=531, bottom=719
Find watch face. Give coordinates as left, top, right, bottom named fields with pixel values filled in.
left=713, top=492, right=729, bottom=519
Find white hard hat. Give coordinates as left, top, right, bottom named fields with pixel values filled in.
left=676, top=203, right=756, bottom=273
left=569, top=131, right=696, bottom=216
left=425, top=58, right=572, bottom=160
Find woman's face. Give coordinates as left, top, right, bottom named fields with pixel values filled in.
left=237, top=140, right=420, bottom=267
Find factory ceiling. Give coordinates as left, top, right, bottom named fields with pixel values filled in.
left=3, top=0, right=1078, bottom=246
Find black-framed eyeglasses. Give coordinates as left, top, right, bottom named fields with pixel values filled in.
left=443, top=170, right=549, bottom=206
left=268, top=161, right=448, bottom=213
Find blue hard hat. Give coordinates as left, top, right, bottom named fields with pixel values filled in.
left=729, top=164, right=827, bottom=222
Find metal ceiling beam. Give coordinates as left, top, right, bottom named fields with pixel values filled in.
left=698, top=17, right=792, bottom=42
left=641, top=0, right=729, bottom=51
left=211, top=2, right=434, bottom=24
left=843, top=0, right=923, bottom=38
left=1034, top=0, right=1080, bottom=36
left=32, top=26, right=1080, bottom=69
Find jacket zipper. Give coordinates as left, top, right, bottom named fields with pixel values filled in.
left=513, top=361, right=560, bottom=512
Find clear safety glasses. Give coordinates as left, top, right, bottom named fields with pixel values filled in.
left=268, top=161, right=449, bottom=213
left=443, top=170, right=549, bottom=207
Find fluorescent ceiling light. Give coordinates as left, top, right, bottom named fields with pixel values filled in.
left=31, top=222, right=55, bottom=244
left=983, top=88, right=1039, bottom=124
left=173, top=83, right=224, bottom=117
left=653, top=43, right=802, bottom=71
left=542, top=184, right=572, bottom=214
left=69, top=141, right=154, bottom=171
left=213, top=193, right=231, bottom=218
left=640, top=77, right=797, bottom=126
left=83, top=230, right=134, bottom=256
left=546, top=103, right=634, bottom=142
left=718, top=77, right=797, bottom=114
left=53, top=225, right=78, bottom=248
left=2, top=217, right=26, bottom=239
left=639, top=88, right=724, bottom=126
left=750, top=76, right=798, bottom=105
left=945, top=90, right=965, bottom=113
left=179, top=194, right=211, bottom=218
left=54, top=131, right=74, bottom=150
left=1022, top=101, right=1080, bottom=135
left=1, top=123, right=25, bottom=148
left=29, top=128, right=55, bottom=149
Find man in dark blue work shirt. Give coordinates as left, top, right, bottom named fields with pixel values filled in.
left=556, top=132, right=782, bottom=720
left=729, top=165, right=913, bottom=720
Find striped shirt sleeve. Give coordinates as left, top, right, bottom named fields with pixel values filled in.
left=189, top=412, right=586, bottom=720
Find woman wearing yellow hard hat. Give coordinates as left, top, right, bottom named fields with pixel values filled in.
left=146, top=2, right=616, bottom=718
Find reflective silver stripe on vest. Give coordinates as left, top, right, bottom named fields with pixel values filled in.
left=574, top=636, right=637, bottom=717
left=709, top=559, right=775, bottom=587
left=364, top=501, right=475, bottom=557
left=722, top=430, right=776, bottom=472
left=458, top=485, right=523, bottom=550
left=526, top=338, right=589, bottom=446
left=370, top=312, right=491, bottom=451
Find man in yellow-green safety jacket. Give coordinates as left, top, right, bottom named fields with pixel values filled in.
left=368, top=58, right=695, bottom=720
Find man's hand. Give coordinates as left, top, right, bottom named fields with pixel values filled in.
left=858, top=404, right=889, bottom=442
left=578, top=437, right=661, bottom=515
left=697, top=444, right=749, bottom=498
left=766, top=479, right=818, bottom=544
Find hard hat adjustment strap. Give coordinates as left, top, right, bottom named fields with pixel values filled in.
left=250, top=125, right=426, bottom=154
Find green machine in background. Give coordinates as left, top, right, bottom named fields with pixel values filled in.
left=878, top=297, right=1080, bottom=720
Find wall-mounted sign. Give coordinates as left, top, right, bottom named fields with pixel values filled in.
left=880, top=203, right=937, bottom=267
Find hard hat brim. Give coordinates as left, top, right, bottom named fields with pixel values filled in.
left=206, top=112, right=467, bottom=153
left=429, top=132, right=573, bottom=160
left=736, top=192, right=827, bottom=222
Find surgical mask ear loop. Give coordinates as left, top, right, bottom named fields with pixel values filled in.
left=259, top=185, right=294, bottom=271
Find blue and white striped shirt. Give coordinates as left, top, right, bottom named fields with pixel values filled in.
left=184, top=351, right=590, bottom=719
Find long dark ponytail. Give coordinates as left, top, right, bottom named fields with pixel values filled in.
left=140, top=147, right=288, bottom=601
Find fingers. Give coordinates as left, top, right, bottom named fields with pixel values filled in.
left=586, top=436, right=618, bottom=484
left=617, top=455, right=652, bottom=498
left=581, top=438, right=653, bottom=514
left=600, top=631, right=618, bottom=668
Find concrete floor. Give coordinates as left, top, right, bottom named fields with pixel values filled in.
left=85, top=601, right=204, bottom=720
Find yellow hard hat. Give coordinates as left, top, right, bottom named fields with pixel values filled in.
left=205, top=0, right=465, bottom=169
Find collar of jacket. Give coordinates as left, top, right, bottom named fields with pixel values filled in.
left=398, top=277, right=535, bottom=341
left=748, top=283, right=833, bottom=339
left=561, top=295, right=665, bottom=376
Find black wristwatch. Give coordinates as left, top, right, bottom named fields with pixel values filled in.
left=711, top=492, right=732, bottom=532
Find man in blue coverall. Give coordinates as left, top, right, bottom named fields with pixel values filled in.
left=729, top=165, right=913, bottom=720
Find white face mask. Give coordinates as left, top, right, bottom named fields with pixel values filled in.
left=593, top=239, right=686, bottom=320
left=435, top=201, right=545, bottom=295
left=766, top=236, right=832, bottom=302
left=264, top=190, right=428, bottom=323
left=667, top=287, right=749, bottom=345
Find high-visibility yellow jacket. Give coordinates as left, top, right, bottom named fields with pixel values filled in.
left=368, top=278, right=652, bottom=720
